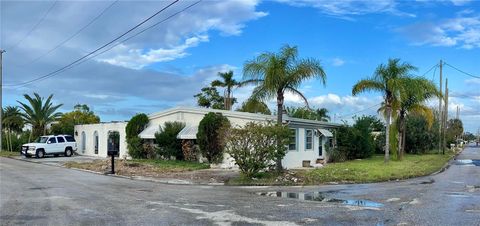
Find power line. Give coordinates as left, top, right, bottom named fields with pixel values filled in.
left=3, top=0, right=179, bottom=87
left=444, top=62, right=480, bottom=79
left=431, top=64, right=438, bottom=81
left=7, top=1, right=58, bottom=51
left=337, top=103, right=381, bottom=119
left=421, top=63, right=438, bottom=78
left=75, top=0, right=202, bottom=67
left=20, top=0, right=119, bottom=66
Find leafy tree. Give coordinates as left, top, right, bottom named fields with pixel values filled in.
left=50, top=104, right=100, bottom=135
left=196, top=112, right=230, bottom=163
left=352, top=58, right=416, bottom=163
left=404, top=114, right=437, bottom=154
left=211, top=71, right=241, bottom=110
left=194, top=86, right=227, bottom=109
left=225, top=122, right=290, bottom=177
left=286, top=107, right=330, bottom=121
left=126, top=113, right=149, bottom=159
left=155, top=121, right=185, bottom=160
left=446, top=119, right=463, bottom=146
left=2, top=106, right=24, bottom=152
left=17, top=93, right=62, bottom=139
left=236, top=98, right=271, bottom=115
left=243, top=44, right=326, bottom=171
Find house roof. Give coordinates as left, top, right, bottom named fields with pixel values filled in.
left=148, top=106, right=342, bottom=128
left=138, top=123, right=160, bottom=139
left=317, top=129, right=334, bottom=137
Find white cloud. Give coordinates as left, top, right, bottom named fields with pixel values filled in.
left=277, top=0, right=415, bottom=19
left=399, top=13, right=480, bottom=49
left=98, top=35, right=209, bottom=69
left=450, top=0, right=473, bottom=6
left=331, top=57, right=345, bottom=66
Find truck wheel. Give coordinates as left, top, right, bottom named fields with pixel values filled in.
left=36, top=149, right=45, bottom=158
left=65, top=148, right=73, bottom=157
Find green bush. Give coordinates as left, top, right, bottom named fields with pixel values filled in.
left=155, top=121, right=185, bottom=160
left=2, top=131, right=31, bottom=152
left=225, top=122, right=290, bottom=177
left=196, top=112, right=230, bottom=163
left=405, top=114, right=438, bottom=154
left=126, top=113, right=149, bottom=159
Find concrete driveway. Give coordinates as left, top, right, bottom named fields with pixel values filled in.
left=1, top=145, right=479, bottom=225
left=12, top=154, right=103, bottom=167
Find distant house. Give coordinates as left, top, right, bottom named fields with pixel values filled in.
left=74, top=107, right=340, bottom=169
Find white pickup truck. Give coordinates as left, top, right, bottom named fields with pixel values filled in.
left=21, top=135, right=77, bottom=158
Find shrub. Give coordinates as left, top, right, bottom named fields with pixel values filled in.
left=155, top=121, right=185, bottom=160
left=196, top=112, right=230, bottom=163
left=126, top=113, right=149, bottom=159
left=225, top=122, right=290, bottom=177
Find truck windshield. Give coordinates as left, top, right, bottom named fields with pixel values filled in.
left=35, top=137, right=49, bottom=143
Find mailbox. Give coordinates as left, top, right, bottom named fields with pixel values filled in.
left=107, top=150, right=118, bottom=156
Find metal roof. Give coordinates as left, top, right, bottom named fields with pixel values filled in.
left=317, top=129, right=333, bottom=137
left=176, top=125, right=198, bottom=140
left=138, top=123, right=160, bottom=139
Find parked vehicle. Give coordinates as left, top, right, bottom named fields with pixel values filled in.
left=21, top=135, right=77, bottom=158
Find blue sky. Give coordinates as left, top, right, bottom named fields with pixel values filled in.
left=1, top=0, right=479, bottom=132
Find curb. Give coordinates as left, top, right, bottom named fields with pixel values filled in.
left=2, top=156, right=224, bottom=186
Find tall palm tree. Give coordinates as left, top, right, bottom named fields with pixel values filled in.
left=352, top=58, right=416, bottom=163
left=243, top=45, right=326, bottom=170
left=211, top=71, right=240, bottom=110
left=2, top=106, right=24, bottom=151
left=237, top=98, right=271, bottom=115
left=17, top=93, right=63, bottom=138
left=396, top=77, right=440, bottom=160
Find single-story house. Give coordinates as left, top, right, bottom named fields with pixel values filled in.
left=74, top=107, right=341, bottom=169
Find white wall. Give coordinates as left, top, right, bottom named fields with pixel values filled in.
left=282, top=128, right=325, bottom=168
left=74, top=122, right=128, bottom=158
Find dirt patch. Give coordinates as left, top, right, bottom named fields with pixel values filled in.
left=64, top=159, right=239, bottom=184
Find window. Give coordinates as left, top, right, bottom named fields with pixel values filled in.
left=305, top=129, right=313, bottom=150
left=288, top=129, right=297, bottom=151
left=65, top=136, right=76, bottom=142
left=57, top=136, right=65, bottom=143
left=48, top=137, right=57, bottom=143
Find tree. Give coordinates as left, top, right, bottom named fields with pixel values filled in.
left=155, top=121, right=185, bottom=160
left=196, top=112, right=230, bottom=163
left=243, top=44, right=326, bottom=171
left=236, top=98, right=271, bottom=115
left=286, top=107, right=330, bottom=121
left=211, top=71, right=241, bottom=110
left=404, top=114, right=437, bottom=154
left=194, top=86, right=227, bottom=109
left=394, top=77, right=439, bottom=160
left=125, top=113, right=149, bottom=159
left=446, top=119, right=463, bottom=146
left=17, top=93, right=63, bottom=139
left=224, top=122, right=290, bottom=177
left=352, top=58, right=416, bottom=163
left=2, top=106, right=24, bottom=152
left=50, top=104, right=100, bottom=135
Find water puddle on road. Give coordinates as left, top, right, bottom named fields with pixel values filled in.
left=453, top=159, right=480, bottom=166
left=257, top=191, right=384, bottom=208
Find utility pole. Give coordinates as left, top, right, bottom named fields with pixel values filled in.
left=456, top=106, right=459, bottom=119
left=443, top=78, right=448, bottom=155
left=0, top=49, right=5, bottom=152
left=438, top=60, right=443, bottom=153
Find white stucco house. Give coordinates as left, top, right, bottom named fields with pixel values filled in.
left=74, top=107, right=340, bottom=169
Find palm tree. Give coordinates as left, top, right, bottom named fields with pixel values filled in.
left=211, top=71, right=240, bottom=110
left=395, top=77, right=440, bottom=160
left=352, top=58, right=416, bottom=163
left=17, top=93, right=63, bottom=138
left=2, top=106, right=24, bottom=151
left=243, top=45, right=326, bottom=170
left=285, top=107, right=330, bottom=121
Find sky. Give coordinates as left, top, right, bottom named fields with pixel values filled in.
left=1, top=0, right=479, bottom=133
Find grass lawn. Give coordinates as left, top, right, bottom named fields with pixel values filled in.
left=228, top=152, right=455, bottom=186
left=302, top=152, right=454, bottom=184
left=131, top=159, right=210, bottom=171
left=0, top=151, right=20, bottom=157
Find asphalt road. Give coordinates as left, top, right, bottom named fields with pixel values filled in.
left=1, top=145, right=479, bottom=226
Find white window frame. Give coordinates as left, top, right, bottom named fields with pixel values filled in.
left=288, top=128, right=298, bottom=151
left=305, top=129, right=313, bottom=151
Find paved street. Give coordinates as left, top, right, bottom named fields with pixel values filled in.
left=1, top=145, right=479, bottom=226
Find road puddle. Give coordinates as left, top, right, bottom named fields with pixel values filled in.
left=454, top=159, right=480, bottom=166
left=257, top=191, right=383, bottom=207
